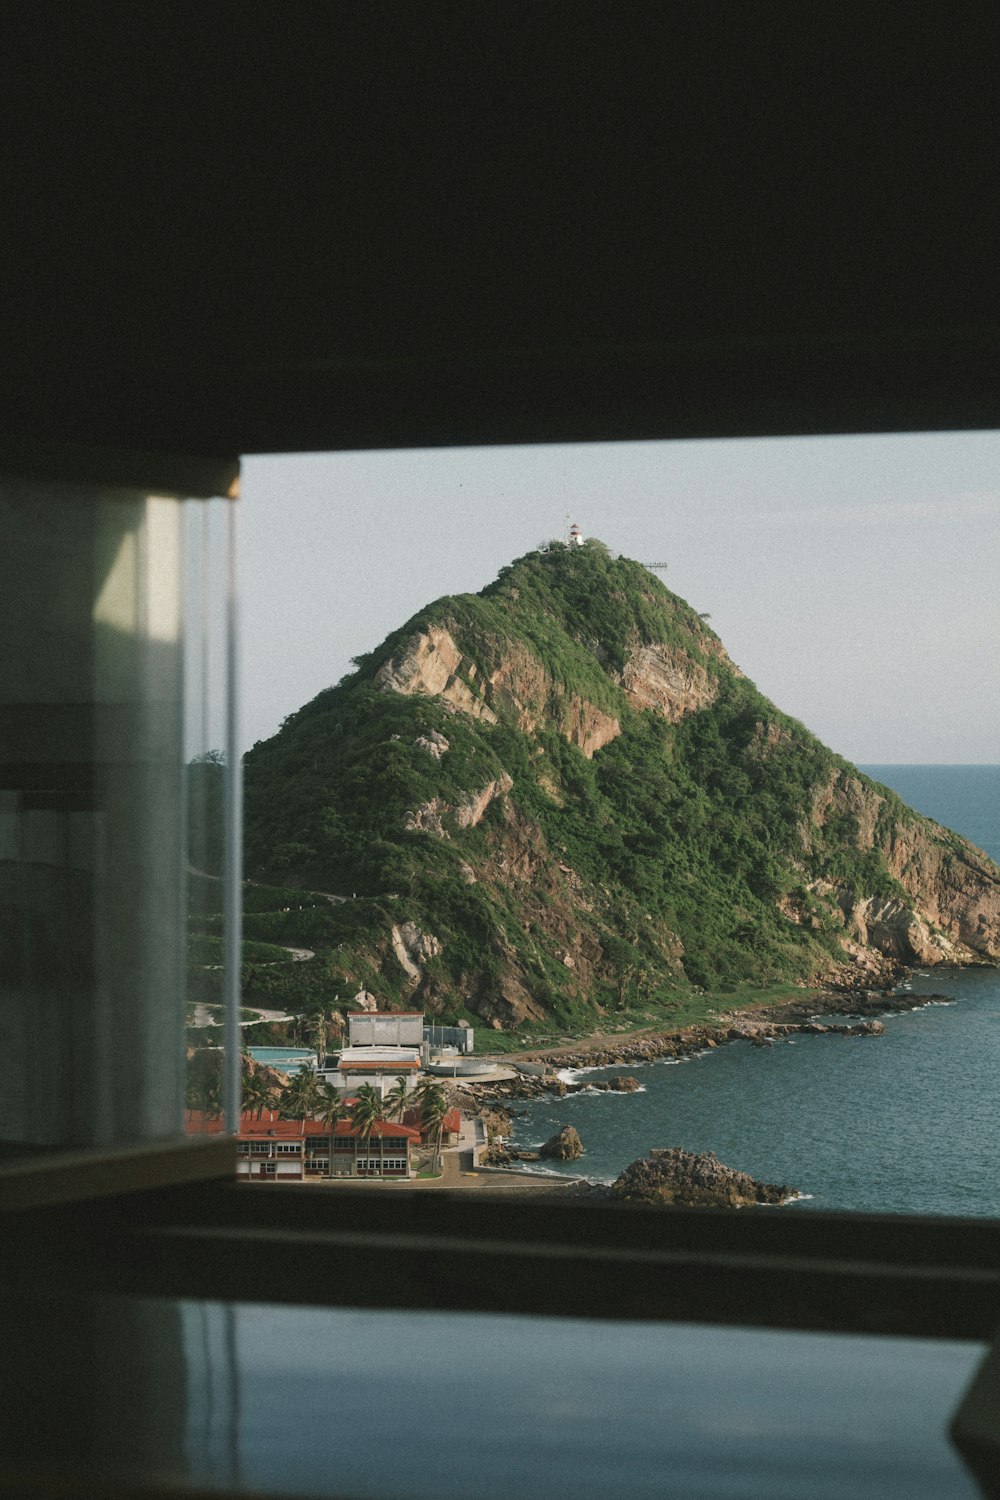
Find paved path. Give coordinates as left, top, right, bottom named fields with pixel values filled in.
left=190, top=1004, right=294, bottom=1028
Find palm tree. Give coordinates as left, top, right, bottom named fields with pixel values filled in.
left=314, top=1079, right=344, bottom=1176
left=349, top=1082, right=385, bottom=1176
left=383, top=1074, right=410, bottom=1123
left=304, top=1011, right=330, bottom=1069
left=415, top=1077, right=449, bottom=1175
left=242, top=1070, right=276, bottom=1121
left=279, top=1065, right=322, bottom=1135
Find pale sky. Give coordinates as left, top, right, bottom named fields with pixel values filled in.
left=239, top=433, right=1000, bottom=764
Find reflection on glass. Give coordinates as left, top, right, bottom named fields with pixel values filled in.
left=0, top=480, right=235, bottom=1155
left=184, top=498, right=240, bottom=1132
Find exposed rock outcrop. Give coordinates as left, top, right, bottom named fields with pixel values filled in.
left=379, top=624, right=621, bottom=759
left=378, top=626, right=497, bottom=722
left=540, top=1124, right=584, bottom=1160
left=403, top=773, right=513, bottom=839
left=455, top=773, right=514, bottom=828
left=621, top=641, right=720, bottom=721
left=612, top=1147, right=791, bottom=1208
left=414, top=730, right=450, bottom=759
left=390, top=922, right=443, bottom=985
left=559, top=697, right=620, bottom=758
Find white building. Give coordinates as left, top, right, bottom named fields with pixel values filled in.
left=334, top=1046, right=422, bottom=1101
left=348, top=1010, right=423, bottom=1048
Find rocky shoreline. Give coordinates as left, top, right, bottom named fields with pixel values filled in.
left=459, top=983, right=955, bottom=1111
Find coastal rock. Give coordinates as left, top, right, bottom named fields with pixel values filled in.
left=539, top=1125, right=584, bottom=1160
left=611, top=1148, right=791, bottom=1209
left=592, top=1075, right=642, bottom=1092
left=480, top=1106, right=513, bottom=1139
left=481, top=1141, right=515, bottom=1166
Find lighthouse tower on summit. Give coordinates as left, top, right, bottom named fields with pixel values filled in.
left=569, top=522, right=584, bottom=546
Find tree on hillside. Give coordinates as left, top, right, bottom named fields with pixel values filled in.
left=350, top=1083, right=385, bottom=1175
left=279, top=1066, right=322, bottom=1135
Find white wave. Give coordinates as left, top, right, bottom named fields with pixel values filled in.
left=574, top=1084, right=648, bottom=1097
left=556, top=1060, right=656, bottom=1084
left=510, top=1163, right=588, bottom=1180
left=555, top=1064, right=609, bottom=1082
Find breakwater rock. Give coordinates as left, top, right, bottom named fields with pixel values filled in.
left=612, top=1148, right=792, bottom=1209
left=540, top=1125, right=584, bottom=1160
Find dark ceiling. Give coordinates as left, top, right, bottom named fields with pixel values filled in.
left=2, top=6, right=998, bottom=460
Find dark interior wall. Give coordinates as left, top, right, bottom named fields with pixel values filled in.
left=2, top=6, right=999, bottom=458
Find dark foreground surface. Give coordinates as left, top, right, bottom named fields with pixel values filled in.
left=1, top=1288, right=984, bottom=1499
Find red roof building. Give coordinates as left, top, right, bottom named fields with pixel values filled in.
left=185, top=1109, right=422, bottom=1180
left=402, top=1106, right=462, bottom=1145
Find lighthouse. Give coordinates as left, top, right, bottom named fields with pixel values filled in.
left=569, top=522, right=584, bottom=546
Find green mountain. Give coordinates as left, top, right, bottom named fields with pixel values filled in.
left=239, top=541, right=1000, bottom=1035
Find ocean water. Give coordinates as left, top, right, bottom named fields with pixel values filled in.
left=509, top=765, right=1000, bottom=1215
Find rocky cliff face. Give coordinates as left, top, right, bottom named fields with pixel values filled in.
left=243, top=541, right=999, bottom=1033
left=379, top=624, right=622, bottom=758
left=809, top=770, right=1000, bottom=966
